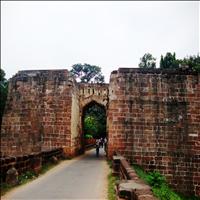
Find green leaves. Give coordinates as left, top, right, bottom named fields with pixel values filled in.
left=108, top=172, right=118, bottom=200
left=160, top=52, right=179, bottom=69
left=139, top=52, right=200, bottom=73
left=146, top=171, right=166, bottom=187
left=139, top=53, right=156, bottom=69
left=132, top=165, right=199, bottom=200
left=0, top=68, right=8, bottom=127
left=18, top=171, right=36, bottom=185
left=153, top=184, right=182, bottom=200
left=179, top=55, right=200, bottom=72
left=70, top=63, right=105, bottom=83
left=85, top=134, right=93, bottom=139
left=84, top=116, right=98, bottom=136
left=0, top=68, right=6, bottom=82
left=83, top=103, right=106, bottom=139
left=160, top=53, right=200, bottom=72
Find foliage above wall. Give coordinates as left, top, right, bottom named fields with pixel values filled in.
left=178, top=54, right=200, bottom=72
left=70, top=63, right=105, bottom=83
left=160, top=52, right=200, bottom=72
left=138, top=53, right=156, bottom=69
left=139, top=52, right=200, bottom=72
left=160, top=52, right=179, bottom=69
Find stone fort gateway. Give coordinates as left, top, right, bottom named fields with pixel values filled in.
left=1, top=68, right=200, bottom=196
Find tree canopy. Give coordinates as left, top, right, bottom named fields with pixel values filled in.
left=159, top=52, right=200, bottom=72
left=83, top=103, right=106, bottom=139
left=160, top=52, right=179, bottom=69
left=138, top=53, right=156, bottom=69
left=70, top=63, right=105, bottom=83
left=0, top=68, right=8, bottom=127
left=178, top=55, right=200, bottom=72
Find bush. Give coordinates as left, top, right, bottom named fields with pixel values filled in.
left=153, top=184, right=182, bottom=200
left=147, top=171, right=166, bottom=187
left=108, top=172, right=118, bottom=200
left=18, top=171, right=36, bottom=184
left=85, top=134, right=93, bottom=139
left=132, top=165, right=200, bottom=200
left=133, top=164, right=148, bottom=182
left=192, top=64, right=200, bottom=73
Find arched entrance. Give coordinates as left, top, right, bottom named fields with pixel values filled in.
left=78, top=83, right=109, bottom=153
left=81, top=101, right=107, bottom=150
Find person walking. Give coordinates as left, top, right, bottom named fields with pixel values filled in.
left=104, top=138, right=107, bottom=154
left=95, top=139, right=100, bottom=157
left=100, top=137, right=104, bottom=148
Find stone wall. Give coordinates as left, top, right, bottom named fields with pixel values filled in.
left=112, top=155, right=158, bottom=200
left=1, top=67, right=199, bottom=196
left=108, top=68, right=200, bottom=196
left=78, top=83, right=109, bottom=146
left=79, top=83, right=109, bottom=108
left=0, top=148, right=63, bottom=184
left=1, top=70, right=81, bottom=157
left=70, top=81, right=81, bottom=156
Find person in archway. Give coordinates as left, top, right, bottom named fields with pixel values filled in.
left=104, top=137, right=107, bottom=154
left=95, top=138, right=100, bottom=157
left=100, top=137, right=104, bottom=148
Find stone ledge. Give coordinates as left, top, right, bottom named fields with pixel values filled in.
left=0, top=148, right=64, bottom=183
left=113, top=155, right=158, bottom=200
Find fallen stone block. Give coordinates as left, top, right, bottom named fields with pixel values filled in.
left=117, top=180, right=158, bottom=200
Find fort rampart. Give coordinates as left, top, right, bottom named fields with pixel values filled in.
left=1, top=68, right=199, bottom=196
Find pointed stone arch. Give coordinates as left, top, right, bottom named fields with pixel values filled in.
left=79, top=83, right=109, bottom=109
left=78, top=83, right=109, bottom=151
left=81, top=100, right=107, bottom=138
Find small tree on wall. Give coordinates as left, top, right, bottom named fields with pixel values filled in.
left=70, top=63, right=105, bottom=83
left=178, top=54, right=200, bottom=72
left=138, top=53, right=156, bottom=69
left=159, top=52, right=200, bottom=72
left=160, top=52, right=179, bottom=69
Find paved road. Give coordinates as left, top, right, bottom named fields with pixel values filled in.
left=2, top=148, right=109, bottom=200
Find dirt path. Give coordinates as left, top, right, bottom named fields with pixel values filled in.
left=2, top=148, right=109, bottom=200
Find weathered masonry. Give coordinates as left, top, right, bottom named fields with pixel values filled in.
left=108, top=68, right=200, bottom=196
left=1, top=68, right=200, bottom=196
left=0, top=70, right=109, bottom=157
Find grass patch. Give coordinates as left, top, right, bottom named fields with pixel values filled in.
left=18, top=171, right=37, bottom=185
left=0, top=183, right=13, bottom=196
left=107, top=172, right=118, bottom=200
left=107, top=160, right=118, bottom=200
left=133, top=164, right=149, bottom=182
left=107, top=160, right=112, bottom=168
left=132, top=164, right=200, bottom=200
left=1, top=171, right=37, bottom=196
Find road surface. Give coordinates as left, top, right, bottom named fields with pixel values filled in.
left=2, top=148, right=109, bottom=200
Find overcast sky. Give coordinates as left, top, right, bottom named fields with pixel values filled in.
left=1, top=1, right=199, bottom=82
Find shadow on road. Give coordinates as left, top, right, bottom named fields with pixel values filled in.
left=83, top=148, right=107, bottom=161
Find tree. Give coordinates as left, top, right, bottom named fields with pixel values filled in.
left=178, top=54, right=200, bottom=72
left=70, top=63, right=105, bottom=83
left=160, top=52, right=179, bottom=69
left=0, top=68, right=8, bottom=127
left=84, top=116, right=98, bottom=137
left=83, top=104, right=106, bottom=139
left=139, top=53, right=156, bottom=69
